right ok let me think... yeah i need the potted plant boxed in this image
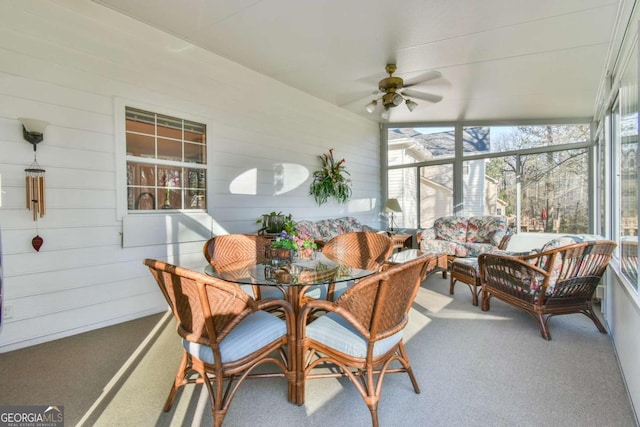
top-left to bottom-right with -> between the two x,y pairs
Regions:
267,231 -> 298,261
257,212 -> 291,234
309,148 -> 352,205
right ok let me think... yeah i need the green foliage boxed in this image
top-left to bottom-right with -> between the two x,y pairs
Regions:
270,231 -> 317,250
257,212 -> 291,233
309,148 -> 352,205
283,217 -> 296,234
270,233 -> 299,250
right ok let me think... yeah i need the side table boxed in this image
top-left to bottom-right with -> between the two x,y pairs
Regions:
449,257 -> 481,306
389,233 -> 412,251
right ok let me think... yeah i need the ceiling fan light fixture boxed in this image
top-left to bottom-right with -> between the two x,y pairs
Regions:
405,98 -> 418,112
381,108 -> 391,120
365,99 -> 377,113
382,92 -> 404,109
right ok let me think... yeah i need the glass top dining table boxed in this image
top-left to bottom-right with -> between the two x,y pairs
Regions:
204,252 -> 374,288
204,252 -> 376,307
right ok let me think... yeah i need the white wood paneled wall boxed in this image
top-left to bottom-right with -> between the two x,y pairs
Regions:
0,0 -> 379,352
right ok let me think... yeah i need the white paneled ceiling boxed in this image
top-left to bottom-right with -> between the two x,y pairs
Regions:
92,0 -> 621,123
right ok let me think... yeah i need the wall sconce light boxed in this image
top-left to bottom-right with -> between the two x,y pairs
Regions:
19,118 -> 49,151
19,118 -> 49,252
383,198 -> 403,233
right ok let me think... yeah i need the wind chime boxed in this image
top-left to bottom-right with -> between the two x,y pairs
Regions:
20,118 -> 49,252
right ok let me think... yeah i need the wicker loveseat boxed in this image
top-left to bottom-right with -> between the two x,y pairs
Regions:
417,216 -> 511,264
294,216 -> 378,247
479,234 -> 616,340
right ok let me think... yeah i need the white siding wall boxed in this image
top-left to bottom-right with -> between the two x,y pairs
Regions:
606,269 -> 640,421
0,0 -> 380,352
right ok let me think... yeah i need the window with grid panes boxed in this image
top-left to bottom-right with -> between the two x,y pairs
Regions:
125,107 -> 207,211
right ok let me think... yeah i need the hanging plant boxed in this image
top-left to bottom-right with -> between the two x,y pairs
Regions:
309,148 -> 352,205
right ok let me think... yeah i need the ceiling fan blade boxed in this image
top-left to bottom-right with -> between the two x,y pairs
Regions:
402,70 -> 442,88
337,90 -> 379,107
401,89 -> 443,103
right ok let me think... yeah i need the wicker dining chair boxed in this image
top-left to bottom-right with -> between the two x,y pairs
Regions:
144,259 -> 295,427
203,234 -> 284,299
296,254 -> 433,427
321,231 -> 394,301
478,238 -> 616,340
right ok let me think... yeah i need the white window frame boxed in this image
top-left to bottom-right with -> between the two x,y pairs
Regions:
114,98 -> 214,247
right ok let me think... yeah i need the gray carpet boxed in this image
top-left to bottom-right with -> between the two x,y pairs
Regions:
0,313 -> 164,425
1,275 -> 637,427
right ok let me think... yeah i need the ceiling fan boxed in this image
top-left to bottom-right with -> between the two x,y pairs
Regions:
365,64 -> 443,119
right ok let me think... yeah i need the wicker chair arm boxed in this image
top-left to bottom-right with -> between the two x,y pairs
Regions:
298,299 -> 372,340
497,229 -> 513,250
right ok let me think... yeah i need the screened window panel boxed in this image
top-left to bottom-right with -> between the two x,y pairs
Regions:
419,164 -> 453,228
388,127 -> 455,166
617,41 -> 639,289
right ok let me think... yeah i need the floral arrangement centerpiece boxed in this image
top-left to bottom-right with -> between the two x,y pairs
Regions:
293,233 -> 318,260
268,231 -> 317,262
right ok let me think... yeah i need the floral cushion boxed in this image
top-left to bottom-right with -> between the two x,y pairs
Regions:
467,216 -> 508,246
434,216 -> 469,243
335,216 -> 363,232
315,218 -> 346,240
294,217 -> 377,242
420,239 -> 466,257
419,215 -> 509,257
295,220 -> 322,240
463,242 -> 505,258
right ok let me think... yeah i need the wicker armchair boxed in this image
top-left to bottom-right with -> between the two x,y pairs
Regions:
478,239 -> 616,340
144,259 -> 294,427
321,231 -> 394,301
203,234 -> 284,299
296,254 -> 433,427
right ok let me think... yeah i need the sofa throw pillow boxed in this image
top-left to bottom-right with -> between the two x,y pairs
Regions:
434,216 -> 468,243
295,220 -> 322,240
466,216 -> 507,245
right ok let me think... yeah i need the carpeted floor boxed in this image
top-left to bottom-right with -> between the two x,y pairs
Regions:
0,274 -> 637,427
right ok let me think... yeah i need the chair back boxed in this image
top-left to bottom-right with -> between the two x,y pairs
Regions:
541,240 -> 616,291
144,259 -> 253,351
203,234 -> 271,274
335,254 -> 432,340
322,231 -> 393,271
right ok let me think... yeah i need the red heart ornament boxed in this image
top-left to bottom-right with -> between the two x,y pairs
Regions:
32,235 -> 44,252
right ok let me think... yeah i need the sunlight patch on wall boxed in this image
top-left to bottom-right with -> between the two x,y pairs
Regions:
347,197 -> 377,213
273,163 -> 308,195
230,168 -> 258,195
229,164 -> 309,196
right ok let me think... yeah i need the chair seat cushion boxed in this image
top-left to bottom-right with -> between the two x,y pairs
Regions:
306,312 -> 403,358
453,257 -> 479,272
183,310 -> 286,364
